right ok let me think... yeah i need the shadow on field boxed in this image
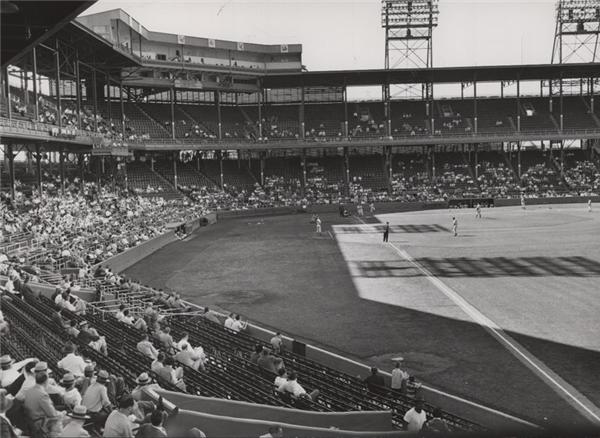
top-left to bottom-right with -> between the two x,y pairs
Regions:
336,224 -> 450,233
351,255 -> 600,278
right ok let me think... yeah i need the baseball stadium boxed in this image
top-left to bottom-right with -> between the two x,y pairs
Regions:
0,0 -> 599,436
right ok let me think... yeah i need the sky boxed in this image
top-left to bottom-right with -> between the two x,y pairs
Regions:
81,0 -> 559,98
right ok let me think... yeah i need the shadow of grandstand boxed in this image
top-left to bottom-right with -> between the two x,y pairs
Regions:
351,256 -> 600,278
336,224 -> 450,234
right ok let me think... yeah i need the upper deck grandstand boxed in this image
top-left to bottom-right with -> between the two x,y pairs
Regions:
1,0 -> 600,437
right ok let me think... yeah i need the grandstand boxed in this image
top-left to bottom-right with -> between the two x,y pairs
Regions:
1,0 -> 600,437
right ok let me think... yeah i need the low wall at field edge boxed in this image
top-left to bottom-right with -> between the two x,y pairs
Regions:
164,409 -> 405,438
151,389 -> 393,431
217,196 -> 600,220
92,213 -> 216,273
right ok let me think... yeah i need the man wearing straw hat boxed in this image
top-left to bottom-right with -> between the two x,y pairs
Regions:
60,374 -> 82,411
81,370 -> 112,430
60,405 -> 90,438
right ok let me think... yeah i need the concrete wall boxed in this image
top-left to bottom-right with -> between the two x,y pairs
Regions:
154,389 -> 392,431
0,276 -> 96,301
216,196 -> 598,220
165,409 -> 406,438
94,215 -> 214,274
495,195 -> 600,207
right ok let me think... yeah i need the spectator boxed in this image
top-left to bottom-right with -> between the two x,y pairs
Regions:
13,360 -> 39,400
151,353 -> 166,374
131,373 -> 162,401
174,343 -> 204,372
249,345 -> 263,365
224,313 -> 235,330
57,344 -> 87,378
364,367 -> 385,394
60,404 -> 90,438
202,307 -> 220,324
60,374 -> 82,410
257,348 -> 281,375
66,320 -> 80,339
273,368 -> 287,391
157,327 -> 175,353
23,372 -> 64,437
157,357 -> 186,391
270,332 -> 283,353
391,360 -> 409,392
81,370 -> 112,430
259,424 -> 284,438
103,394 -> 135,438
278,371 -> 319,402
0,388 -> 22,438
137,334 -> 158,360
422,407 -> 451,434
134,409 -> 167,438
403,396 -> 427,432
230,315 -> 247,333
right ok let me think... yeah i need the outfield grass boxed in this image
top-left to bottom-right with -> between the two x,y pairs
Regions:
124,205 -> 600,429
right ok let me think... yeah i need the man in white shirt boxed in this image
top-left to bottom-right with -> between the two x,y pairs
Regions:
403,398 -> 427,432
137,334 -> 158,360
57,344 -> 87,378
270,333 -> 283,354
230,315 -> 247,333
278,371 -> 319,401
224,313 -> 235,330
60,373 -> 82,409
115,304 -> 125,322
391,360 -> 409,390
273,368 -> 287,391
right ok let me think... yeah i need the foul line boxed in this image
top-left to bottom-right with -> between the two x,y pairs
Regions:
386,240 -> 600,425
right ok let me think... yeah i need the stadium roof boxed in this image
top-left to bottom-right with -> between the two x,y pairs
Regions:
1,0 -> 95,68
261,63 -> 600,88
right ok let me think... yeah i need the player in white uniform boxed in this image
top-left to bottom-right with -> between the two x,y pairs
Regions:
588,199 -> 592,213
357,204 -> 364,217
452,217 -> 458,237
315,216 -> 322,234
475,203 -> 482,219
369,202 -> 375,216
520,194 -> 526,210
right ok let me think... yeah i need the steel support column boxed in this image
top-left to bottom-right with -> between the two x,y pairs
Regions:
32,47 -> 39,121
35,146 -> 42,197
473,81 -> 478,134
216,92 -> 222,140
301,148 -> 307,197
343,147 -> 350,198
75,51 -> 82,129
516,78 -> 521,132
121,82 -> 126,137
300,86 -> 305,139
343,85 -> 349,138
106,72 -> 111,122
3,67 -> 11,120
55,41 -> 62,130
7,144 -> 15,200
173,151 -> 178,189
170,87 -> 176,140
92,69 -> 98,132
218,150 -> 224,189
59,147 -> 65,195
258,90 -> 263,138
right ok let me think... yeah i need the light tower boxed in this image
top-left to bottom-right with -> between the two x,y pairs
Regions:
552,0 -> 600,64
381,0 -> 439,98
